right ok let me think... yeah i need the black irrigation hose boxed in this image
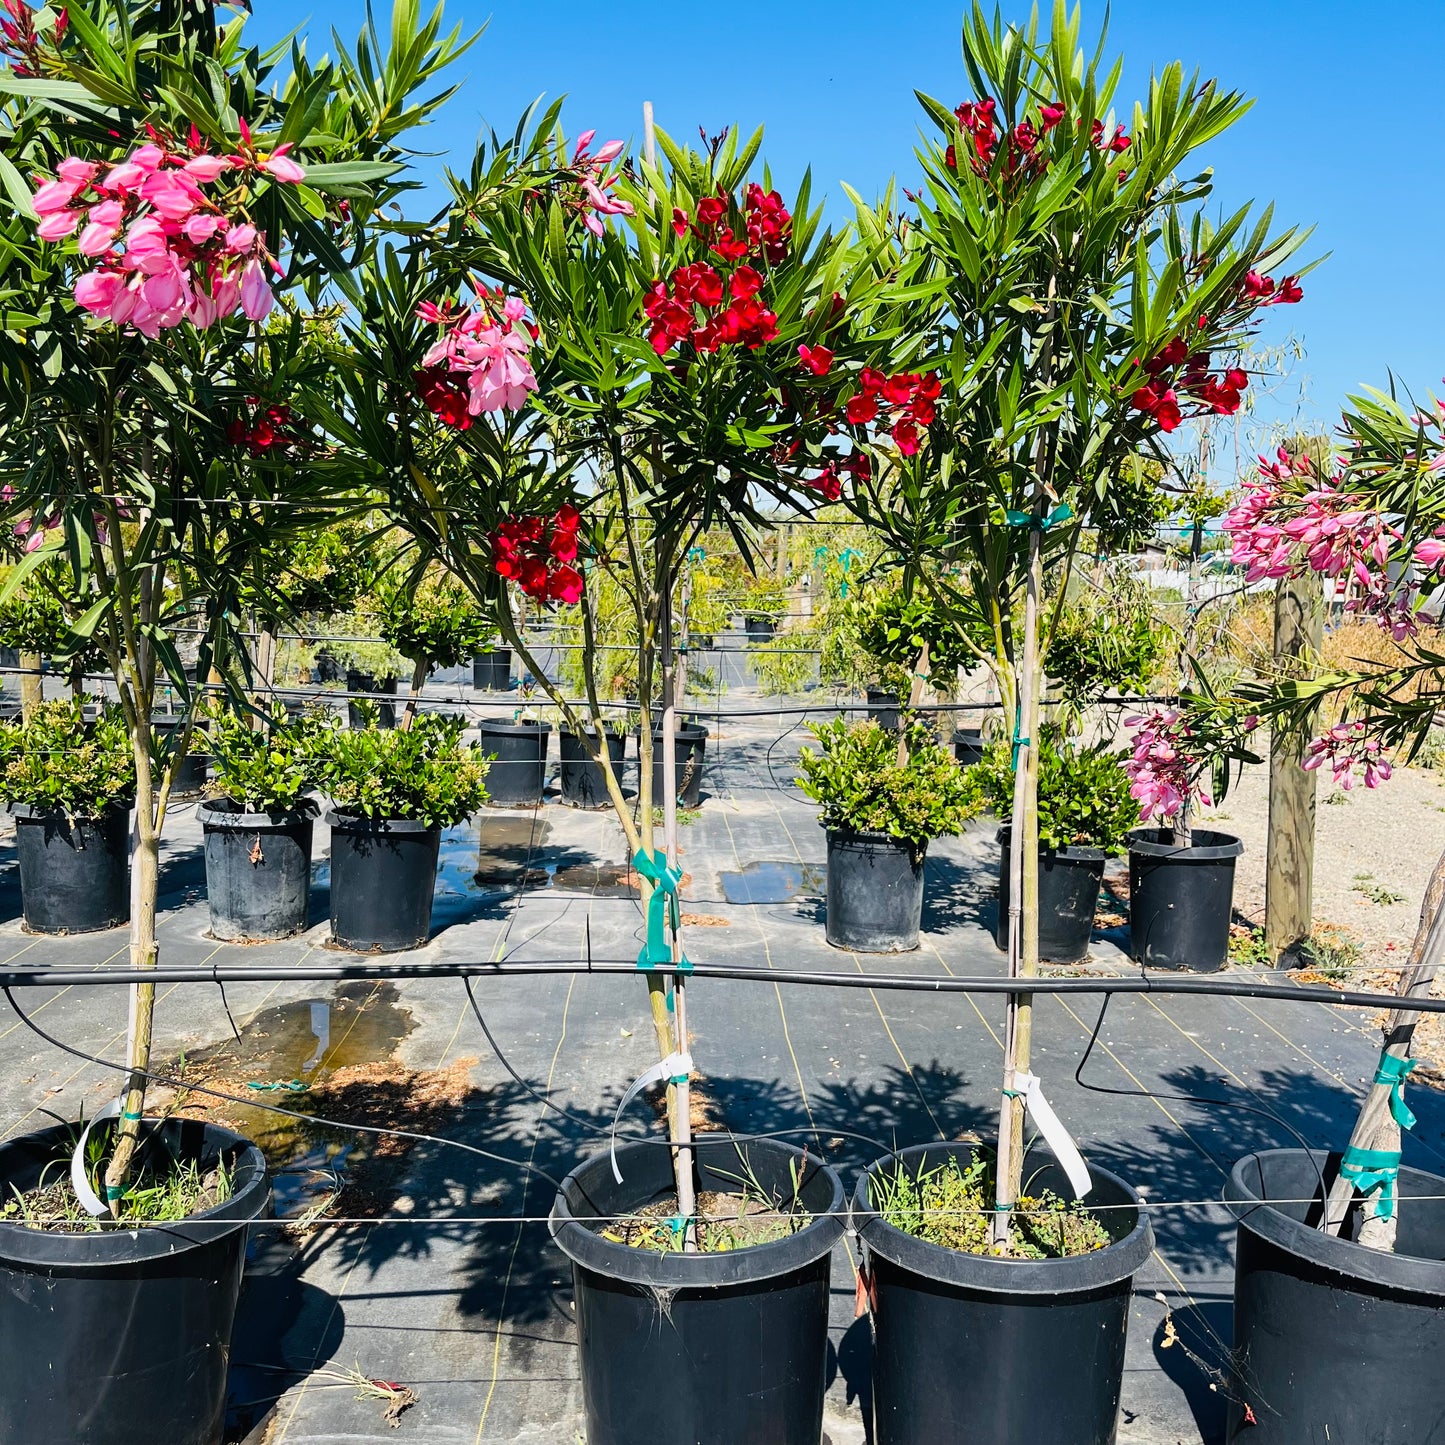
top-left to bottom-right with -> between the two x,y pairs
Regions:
1,957 -> 1438,1018
1074,993 -> 1331,1222
0,984 -> 567,1194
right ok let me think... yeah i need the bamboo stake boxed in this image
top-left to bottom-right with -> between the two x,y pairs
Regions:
644,99 -> 696,1246
992,519 -> 1043,1251
18,650 -> 42,721
1323,852 -> 1445,1244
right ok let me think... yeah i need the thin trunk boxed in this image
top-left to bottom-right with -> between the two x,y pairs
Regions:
1323,852 -> 1445,1244
399,656 -> 428,731
896,643 -> 930,767
253,622 -> 276,727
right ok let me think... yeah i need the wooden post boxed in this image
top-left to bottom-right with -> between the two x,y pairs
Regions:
18,649 -> 42,721
1265,574 -> 1323,965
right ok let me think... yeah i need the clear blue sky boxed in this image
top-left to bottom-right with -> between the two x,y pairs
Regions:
253,1 -> 1442,442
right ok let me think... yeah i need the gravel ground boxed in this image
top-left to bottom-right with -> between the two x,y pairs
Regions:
1199,751 -> 1445,968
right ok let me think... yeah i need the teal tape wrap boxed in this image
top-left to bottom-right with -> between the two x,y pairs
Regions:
1005,502 -> 1074,530
632,848 -> 692,973
1374,1053 -> 1418,1131
1340,1144 -> 1402,1220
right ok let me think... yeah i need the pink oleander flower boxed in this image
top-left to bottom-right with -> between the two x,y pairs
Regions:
1302,720 -> 1392,790
415,293 -> 539,420
1123,708 -> 1210,822
570,131 -> 634,236
30,127 -> 307,334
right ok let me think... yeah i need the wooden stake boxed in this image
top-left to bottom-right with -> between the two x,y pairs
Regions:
18,649 -> 41,721
1265,574 -> 1323,964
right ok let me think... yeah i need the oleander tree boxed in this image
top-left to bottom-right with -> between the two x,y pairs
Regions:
0,0 -> 469,1204
325,115 -> 877,1224
836,3 -> 1310,1242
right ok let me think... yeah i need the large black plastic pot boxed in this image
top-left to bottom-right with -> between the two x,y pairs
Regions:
198,798 -> 315,941
326,811 -> 441,951
952,730 -> 986,767
0,1117 -> 270,1445
346,669 -> 397,728
1128,827 -> 1243,971
472,647 -> 512,692
1225,1149 -> 1445,1444
10,801 -> 130,934
649,723 -> 707,808
995,825 -> 1106,964
854,1142 -> 1154,1445
550,1136 -> 845,1445
151,714 -> 209,797
478,718 -> 552,806
559,729 -> 625,809
743,615 -> 775,643
825,828 -> 925,952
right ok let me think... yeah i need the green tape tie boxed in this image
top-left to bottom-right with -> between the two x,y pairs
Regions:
1339,1145 -> 1402,1220
632,848 -> 692,973
104,1184 -> 123,1202
1005,502 -> 1074,530
1001,1087 -> 1022,1099
120,1109 -> 143,1122
1374,1053 -> 1418,1131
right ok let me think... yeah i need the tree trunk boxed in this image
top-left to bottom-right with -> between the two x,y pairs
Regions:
102,717 -> 160,1210
399,656 -> 428,731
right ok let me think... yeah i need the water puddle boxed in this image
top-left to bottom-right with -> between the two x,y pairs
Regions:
177,981 -> 414,1216
718,860 -> 826,905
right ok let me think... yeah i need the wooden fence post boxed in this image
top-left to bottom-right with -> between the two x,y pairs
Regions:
1265,574 -> 1324,965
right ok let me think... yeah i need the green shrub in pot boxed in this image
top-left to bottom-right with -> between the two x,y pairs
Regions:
307,711 -> 490,826
204,706 -> 319,813
0,700 -> 134,816
796,717 -> 974,851
964,735 -> 1139,854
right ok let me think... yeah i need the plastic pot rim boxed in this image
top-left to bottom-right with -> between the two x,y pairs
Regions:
477,718 -> 552,736
851,1141 -> 1154,1295
996,823 -> 1109,863
1226,1148 -> 1445,1296
7,799 -> 132,824
825,825 -> 930,855
198,796 -> 318,830
549,1137 -> 845,1289
0,1118 -> 269,1270
323,810 -> 443,836
1128,827 -> 1244,862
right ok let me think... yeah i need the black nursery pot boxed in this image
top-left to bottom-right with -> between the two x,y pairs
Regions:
550,1136 -> 845,1445
471,647 -> 512,692
649,723 -> 707,809
0,1117 -> 270,1445
198,798 -> 315,941
825,828 -> 925,953
952,729 -> 986,767
995,824 -> 1106,964
346,669 -> 397,729
150,714 -> 210,797
744,615 -> 775,643
326,811 -> 441,951
866,687 -> 901,732
1226,1149 -> 1445,1444
11,800 -> 130,934
854,1142 -> 1154,1445
478,718 -> 552,806
559,729 -> 625,809
1128,827 -> 1243,971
